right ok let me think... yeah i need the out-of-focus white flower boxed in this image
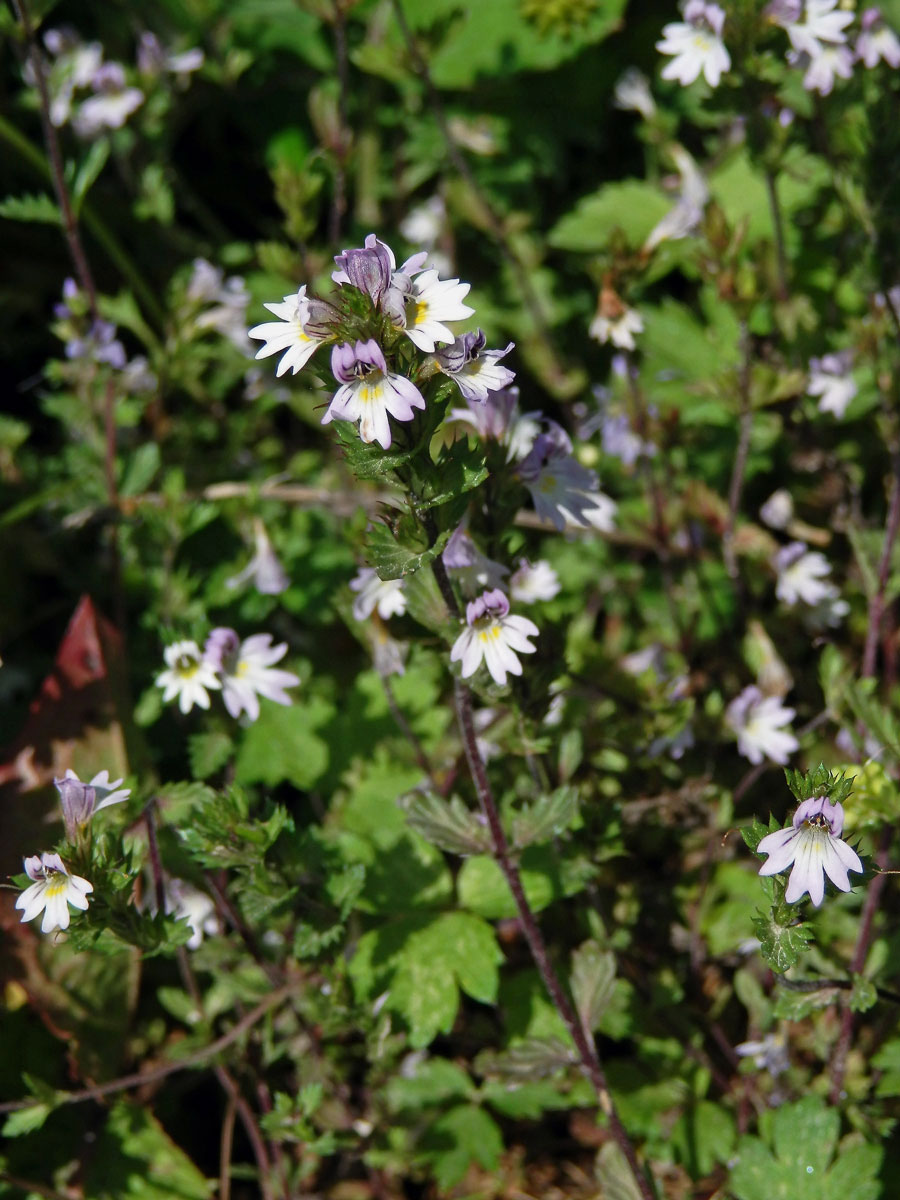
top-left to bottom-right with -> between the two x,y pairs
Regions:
808,351 -> 857,417
399,196 -> 453,277
55,768 -> 131,841
204,628 -> 299,722
644,145 -> 709,252
757,795 -> 863,906
446,388 -> 541,463
614,68 -> 656,118
774,541 -> 836,606
794,42 -> 854,94
450,589 -> 539,686
226,519 -> 289,595
656,1 -> 731,88
760,488 -> 794,530
621,644 -> 666,678
726,685 -> 799,765
156,640 -> 222,714
137,32 -> 205,81
166,879 -> 219,949
509,559 -> 561,604
857,7 -> 900,66
601,413 -> 655,467
190,259 -> 253,353
773,0 -> 854,55
589,304 -> 644,351
735,1032 -> 790,1077
26,30 -> 103,127
517,422 -> 617,532
73,62 -> 143,137
16,852 -> 93,934
443,526 -> 509,596
350,568 -> 407,621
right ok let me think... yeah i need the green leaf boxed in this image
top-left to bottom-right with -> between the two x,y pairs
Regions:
187,730 -> 234,781
83,1101 -> 213,1198
72,138 -> 110,214
549,180 -> 671,251
476,1036 -> 575,1080
510,786 -> 579,848
730,1095 -> 880,1200
401,789 -> 493,856
1,1103 -> 53,1138
348,911 -> 502,1047
365,521 -> 452,581
386,1057 -> 475,1111
670,1101 -> 736,1179
0,192 -> 61,224
595,1141 -> 646,1200
849,974 -> 878,1013
420,1104 -> 503,1189
457,845 -> 593,918
234,696 -> 332,789
120,442 -> 161,497
570,941 -> 616,1033
751,907 -> 813,974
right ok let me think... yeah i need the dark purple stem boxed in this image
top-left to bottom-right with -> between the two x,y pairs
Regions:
451,672 -> 654,1200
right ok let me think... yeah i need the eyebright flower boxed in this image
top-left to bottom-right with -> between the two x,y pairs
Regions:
55,768 -> 131,841
398,269 -> 474,353
156,639 -> 222,714
350,567 -> 407,621
443,526 -> 509,596
613,68 -> 657,119
589,287 -> 644,351
73,62 -> 144,138
725,685 -> 798,765
517,422 -> 617,532
446,388 -> 541,461
204,628 -> 299,722
643,145 -> 709,251
166,879 -> 219,950
248,285 -> 333,377
774,541 -> 842,609
323,339 -> 426,449
757,795 -> 864,907
808,351 -> 857,417
857,8 -> 900,67
450,589 -> 539,686
509,559 -> 561,604
794,42 -> 854,94
656,1 -> 731,88
759,488 -> 794,530
226,519 -> 289,595
600,413 -> 655,467
332,233 -> 396,305
773,0 -> 854,56
15,852 -> 93,933
137,32 -> 205,80
433,331 -> 516,402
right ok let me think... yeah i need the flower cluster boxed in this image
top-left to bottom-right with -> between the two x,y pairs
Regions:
655,1 -> 900,97
156,630 -> 299,720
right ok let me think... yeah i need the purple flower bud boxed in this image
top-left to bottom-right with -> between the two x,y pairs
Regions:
204,627 -> 240,673
56,775 -> 97,841
333,234 -> 394,306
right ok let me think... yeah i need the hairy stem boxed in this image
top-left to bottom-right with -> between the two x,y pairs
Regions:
451,678 -> 654,1200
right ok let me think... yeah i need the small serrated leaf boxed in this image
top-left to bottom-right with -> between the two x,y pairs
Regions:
1,1103 -> 53,1138
0,193 -> 61,224
571,941 -> 616,1033
510,786 -> 579,849
401,789 -> 493,856
366,521 -> 452,580
752,907 -> 813,973
849,974 -> 878,1013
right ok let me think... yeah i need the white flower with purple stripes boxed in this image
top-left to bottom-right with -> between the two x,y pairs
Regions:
451,589 -> 538,686
757,795 -> 863,907
323,339 -> 425,449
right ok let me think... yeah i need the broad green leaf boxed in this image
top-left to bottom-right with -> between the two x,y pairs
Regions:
234,696 -> 332,789
420,1104 -> 503,1189
386,1057 -> 474,1111
670,1101 -> 736,1179
187,730 -> 234,781
595,1141 -> 646,1200
83,1102 -> 213,1198
510,786 -> 579,848
366,521 -> 452,580
1,1103 -> 53,1138
348,911 -> 502,1047
457,845 -> 592,918
549,180 -> 671,252
752,906 -> 813,974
